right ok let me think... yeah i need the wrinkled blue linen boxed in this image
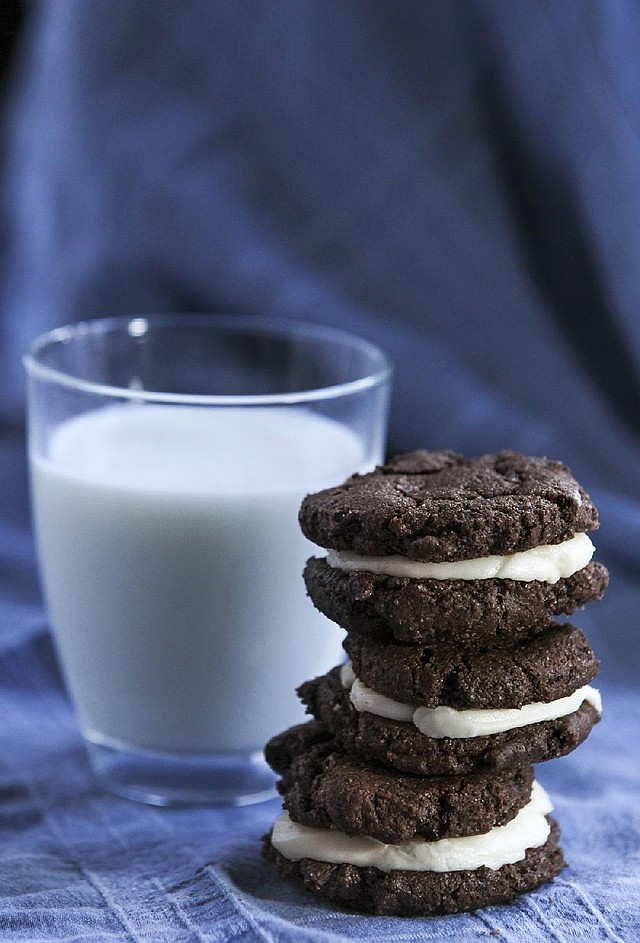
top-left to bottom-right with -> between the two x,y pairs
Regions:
1,0 -> 640,939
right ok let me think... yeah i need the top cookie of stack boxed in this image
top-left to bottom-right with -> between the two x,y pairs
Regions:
300,449 -> 608,649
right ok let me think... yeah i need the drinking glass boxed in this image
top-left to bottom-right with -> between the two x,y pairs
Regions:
24,315 -> 391,805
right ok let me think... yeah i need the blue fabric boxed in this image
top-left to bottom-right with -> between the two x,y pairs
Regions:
0,525 -> 638,942
1,1 -> 640,939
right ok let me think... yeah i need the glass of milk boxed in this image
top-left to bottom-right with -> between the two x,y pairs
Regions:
23,315 -> 391,806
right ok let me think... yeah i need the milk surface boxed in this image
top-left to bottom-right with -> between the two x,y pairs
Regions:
31,404 -> 367,754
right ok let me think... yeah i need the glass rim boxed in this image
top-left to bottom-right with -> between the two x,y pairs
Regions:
23,314 -> 393,406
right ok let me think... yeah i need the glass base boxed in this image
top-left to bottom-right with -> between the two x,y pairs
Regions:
85,736 -> 277,807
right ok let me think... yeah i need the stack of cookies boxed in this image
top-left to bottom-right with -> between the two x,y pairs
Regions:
264,451 -> 607,916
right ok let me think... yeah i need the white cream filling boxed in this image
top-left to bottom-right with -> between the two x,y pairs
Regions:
340,663 -> 602,738
272,781 -> 552,873
326,532 -> 594,584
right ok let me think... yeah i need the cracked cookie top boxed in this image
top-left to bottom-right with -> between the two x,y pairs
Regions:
299,450 -> 598,561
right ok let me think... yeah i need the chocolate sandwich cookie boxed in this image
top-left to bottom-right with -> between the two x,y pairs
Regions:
299,450 -> 598,561
263,447 -> 606,913
264,791 -> 564,916
344,623 -> 599,709
264,822 -> 563,916
266,721 -> 535,844
300,450 -> 606,650
299,666 -> 601,776
263,821 -> 563,916
303,556 -> 608,647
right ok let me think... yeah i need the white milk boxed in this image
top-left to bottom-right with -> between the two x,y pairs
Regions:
31,404 -> 368,755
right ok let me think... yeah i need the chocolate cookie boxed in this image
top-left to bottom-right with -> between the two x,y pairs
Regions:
299,450 -> 598,561
344,623 -> 599,709
299,667 -> 601,776
303,556 -> 608,646
266,721 -> 535,843
263,819 -> 564,916
265,720 -> 335,775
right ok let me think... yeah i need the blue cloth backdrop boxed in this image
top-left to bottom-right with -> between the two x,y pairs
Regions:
0,1 -> 639,940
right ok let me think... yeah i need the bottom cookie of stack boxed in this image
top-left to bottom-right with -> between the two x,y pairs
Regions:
263,725 -> 564,916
